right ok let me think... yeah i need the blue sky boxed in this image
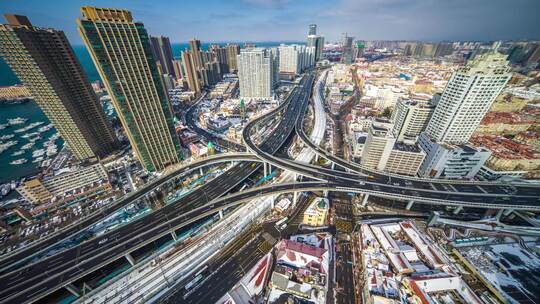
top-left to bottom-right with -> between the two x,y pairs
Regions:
1,0 -> 539,44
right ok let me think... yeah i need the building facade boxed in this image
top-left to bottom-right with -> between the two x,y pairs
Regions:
418,134 -> 491,179
78,7 -> 182,172
150,35 -> 175,78
0,14 -> 117,161
237,48 -> 272,100
424,51 -> 511,145
392,97 -> 435,142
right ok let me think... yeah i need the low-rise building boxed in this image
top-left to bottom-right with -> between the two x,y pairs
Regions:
474,112 -> 533,136
302,197 -> 329,227
268,235 -> 330,304
471,135 -> 540,180
418,134 -> 491,179
17,163 -> 112,214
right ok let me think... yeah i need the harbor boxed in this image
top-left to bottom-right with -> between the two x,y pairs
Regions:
0,101 -> 64,191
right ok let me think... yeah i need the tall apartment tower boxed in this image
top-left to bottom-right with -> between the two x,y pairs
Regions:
181,50 -> 201,93
341,33 -> 354,64
307,24 -> 324,62
78,7 -> 182,172
0,14 -> 117,161
237,48 -> 272,100
308,24 -> 317,36
392,95 -> 435,142
226,44 -> 241,72
424,51 -> 511,144
150,35 -> 176,78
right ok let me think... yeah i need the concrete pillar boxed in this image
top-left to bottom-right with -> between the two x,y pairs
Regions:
453,206 -> 463,215
125,253 -> 136,266
271,195 -> 275,208
361,194 -> 369,207
503,208 -> 514,217
406,200 -> 414,210
293,173 -> 297,181
323,190 -> 329,197
495,209 -> 504,221
331,162 -> 335,170
65,284 -> 81,297
199,168 -> 203,176
427,211 -> 440,227
293,192 -> 298,205
171,231 -> 177,241
219,210 -> 224,219
264,162 -> 268,177
315,154 -> 319,162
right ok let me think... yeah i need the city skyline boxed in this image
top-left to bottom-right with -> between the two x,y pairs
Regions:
0,0 -> 538,46
0,2 -> 539,304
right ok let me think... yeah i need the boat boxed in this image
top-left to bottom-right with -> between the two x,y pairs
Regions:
10,159 -> 28,165
32,156 -> 44,163
0,140 -> 18,154
46,145 -> 58,157
28,136 -> 41,142
7,117 -> 27,125
14,121 -> 44,133
0,134 -> 14,140
21,142 -> 34,150
41,159 -> 51,168
11,150 -> 25,157
32,149 -> 46,158
37,124 -> 53,133
21,132 -> 40,139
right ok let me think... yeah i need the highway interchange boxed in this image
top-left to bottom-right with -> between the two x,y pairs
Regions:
0,70 -> 538,303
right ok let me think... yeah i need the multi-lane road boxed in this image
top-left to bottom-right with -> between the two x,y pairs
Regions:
0,73 -> 314,304
1,70 -> 539,303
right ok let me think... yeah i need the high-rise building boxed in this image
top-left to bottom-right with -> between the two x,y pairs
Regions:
341,33 -> 354,64
269,47 -> 280,87
360,118 -> 425,176
392,96 -> 435,142
279,44 -> 315,76
210,44 -> 229,74
181,50 -> 201,93
78,7 -> 182,172
279,44 -> 302,75
308,24 -> 317,36
423,51 -> 511,145
237,48 -> 272,100
307,24 -> 324,62
150,35 -> 176,78
0,14 -> 117,161
226,44 -> 240,72
360,119 -> 396,171
189,38 -> 204,70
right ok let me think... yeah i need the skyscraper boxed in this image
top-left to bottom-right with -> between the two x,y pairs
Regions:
78,7 -> 182,172
237,48 -> 272,100
307,24 -> 324,62
309,24 -> 317,36
341,33 -> 354,64
423,51 -> 511,144
392,96 -> 435,142
226,44 -> 240,72
181,50 -> 201,93
0,14 -> 117,161
150,35 -> 176,78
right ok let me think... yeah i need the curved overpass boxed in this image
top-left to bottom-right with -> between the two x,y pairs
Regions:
0,74 -> 312,304
0,152 -> 260,274
242,74 -> 540,209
